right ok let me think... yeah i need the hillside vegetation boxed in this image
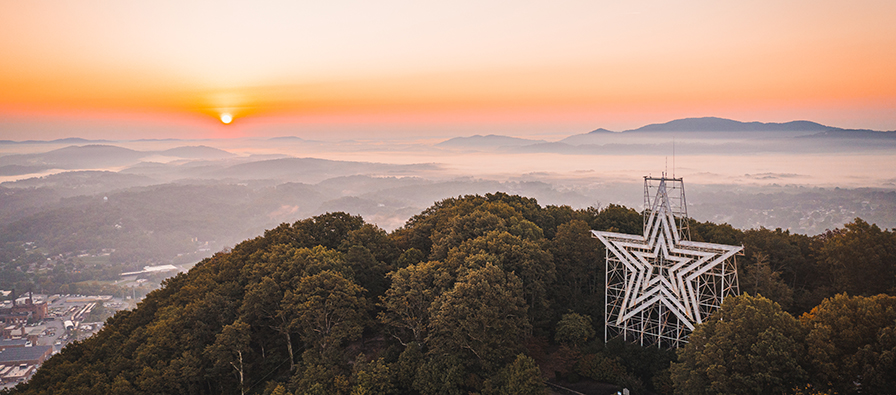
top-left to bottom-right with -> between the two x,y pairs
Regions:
7,193 -> 896,395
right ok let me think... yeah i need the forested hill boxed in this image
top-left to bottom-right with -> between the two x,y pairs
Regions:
7,193 -> 896,395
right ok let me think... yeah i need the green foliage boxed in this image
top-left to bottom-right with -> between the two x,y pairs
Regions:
689,220 -> 742,245
379,261 -> 452,344
395,248 -> 425,268
816,218 -> 896,297
742,227 -> 813,288
670,294 -> 807,395
291,349 -> 352,395
740,252 -> 794,310
350,355 -> 395,395
483,354 -> 546,395
291,212 -> 366,250
395,192 -> 555,257
575,353 -> 629,384
206,320 -> 252,393
427,263 -> 531,372
584,204 -> 642,235
445,230 -> 555,326
412,354 -> 468,395
393,342 -> 424,393
555,313 -> 595,348
549,220 -> 603,319
572,337 -> 676,394
800,293 -> 896,394
283,270 -> 368,356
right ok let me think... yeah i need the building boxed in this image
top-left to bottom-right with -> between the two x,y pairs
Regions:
0,345 -> 52,366
120,264 -> 179,277
1,364 -> 35,384
0,339 -> 29,351
0,292 -> 48,325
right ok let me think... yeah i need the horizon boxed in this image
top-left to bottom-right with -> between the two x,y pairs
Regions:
2,115 -> 894,144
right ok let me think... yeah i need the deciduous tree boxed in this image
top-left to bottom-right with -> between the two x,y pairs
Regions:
427,263 -> 530,372
670,294 -> 807,395
800,293 -> 896,394
283,271 -> 368,357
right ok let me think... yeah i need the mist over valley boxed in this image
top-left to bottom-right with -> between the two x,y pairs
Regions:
2,117 -> 894,282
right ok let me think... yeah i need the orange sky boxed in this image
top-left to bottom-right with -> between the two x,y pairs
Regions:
2,1 -> 895,140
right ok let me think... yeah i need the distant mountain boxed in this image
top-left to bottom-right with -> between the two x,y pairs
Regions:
587,128 -> 616,134
158,145 -> 236,159
52,137 -> 111,144
559,117 -> 895,147
0,137 -> 111,144
560,129 -> 618,145
436,134 -> 546,148
132,138 -> 188,142
626,117 -> 833,133
0,170 -> 156,193
0,145 -> 148,169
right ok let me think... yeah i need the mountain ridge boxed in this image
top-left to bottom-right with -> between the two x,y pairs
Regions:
436,134 -> 547,148
625,117 -> 836,133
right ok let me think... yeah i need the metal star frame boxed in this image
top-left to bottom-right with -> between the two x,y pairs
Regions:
593,176 -> 741,348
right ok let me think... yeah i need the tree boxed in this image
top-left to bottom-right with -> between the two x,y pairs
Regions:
550,220 -> 603,315
689,220 -> 742,245
379,260 -> 453,344
430,209 -> 507,260
742,227 -> 813,288
555,313 -> 595,348
670,294 -> 807,395
240,276 -> 296,370
483,354 -> 546,395
742,227 -> 819,313
340,223 -> 400,264
350,355 -> 395,395
292,245 -> 353,281
427,263 -> 531,372
300,212 -> 366,249
342,244 -> 390,298
393,193 -> 551,258
291,349 -> 352,395
413,354 -> 468,395
800,293 -> 896,394
393,342 -> 425,393
206,320 -> 252,395
445,230 -> 555,326
815,218 -> 896,296
283,271 -> 368,357
740,252 -> 794,310
585,204 -> 642,235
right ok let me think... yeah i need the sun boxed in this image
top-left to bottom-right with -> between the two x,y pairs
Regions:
220,113 -> 233,124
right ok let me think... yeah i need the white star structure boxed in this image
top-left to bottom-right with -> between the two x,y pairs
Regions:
593,185 -> 742,330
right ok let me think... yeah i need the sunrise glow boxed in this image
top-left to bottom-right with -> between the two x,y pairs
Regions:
1,1 -> 895,140
220,113 -> 232,124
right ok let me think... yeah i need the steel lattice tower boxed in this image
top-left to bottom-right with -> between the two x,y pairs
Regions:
593,176 -> 741,348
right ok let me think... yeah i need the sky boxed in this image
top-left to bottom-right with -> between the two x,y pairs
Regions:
2,0 -> 896,140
